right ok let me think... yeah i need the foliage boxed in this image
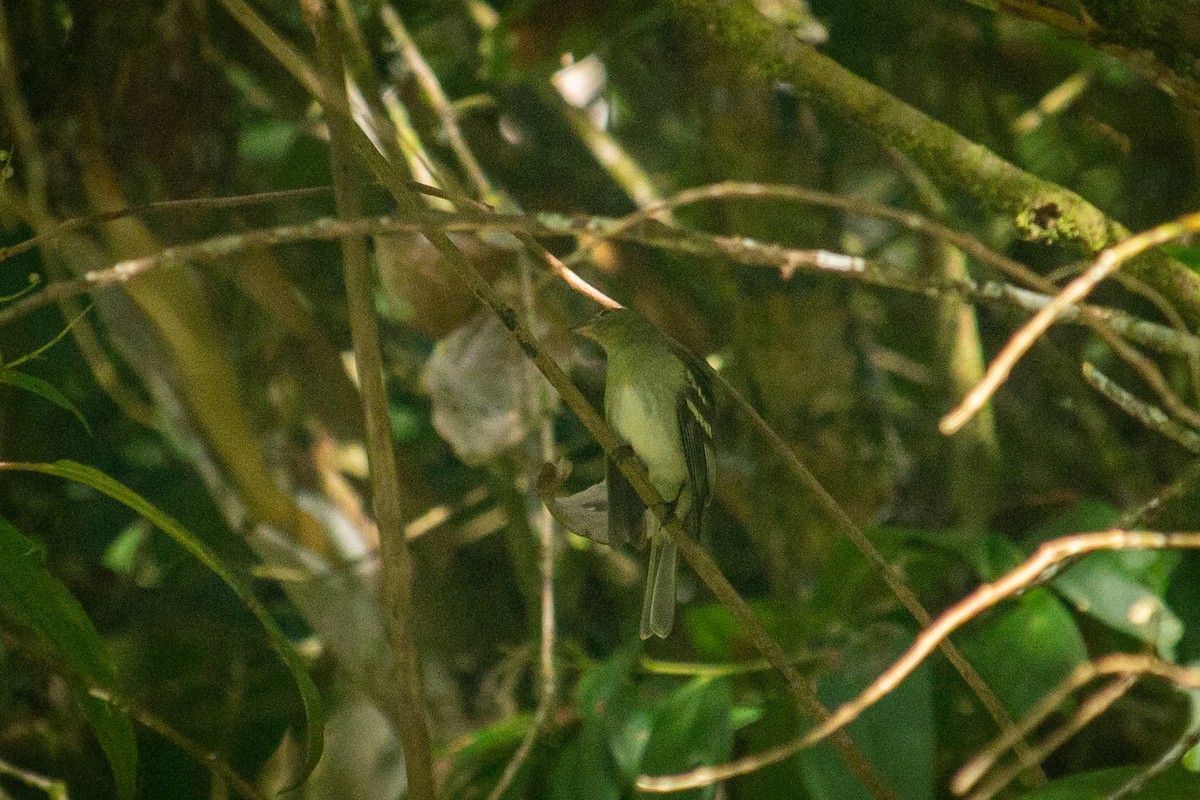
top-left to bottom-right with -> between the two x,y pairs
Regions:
3,0 -> 1200,799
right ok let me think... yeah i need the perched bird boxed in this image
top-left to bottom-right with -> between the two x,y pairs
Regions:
578,308 -> 715,638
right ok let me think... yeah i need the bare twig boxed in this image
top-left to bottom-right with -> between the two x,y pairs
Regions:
942,210 -> 1200,434
0,0 -> 48,217
963,675 -> 1137,800
0,757 -> 68,800
1012,69 -> 1092,135
1117,459 -> 1200,528
1082,363 -> 1200,453
303,2 -> 436,798
637,530 -> 1200,792
1103,725 -> 1200,800
381,20 -> 565,798
382,6 -> 492,198
0,185 -> 346,264
1109,271 -> 1200,405
950,653 -> 1200,797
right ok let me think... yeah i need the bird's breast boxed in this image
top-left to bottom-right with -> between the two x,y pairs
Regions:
607,382 -> 688,496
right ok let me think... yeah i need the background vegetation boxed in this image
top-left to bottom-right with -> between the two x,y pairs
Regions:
4,0 -> 1200,798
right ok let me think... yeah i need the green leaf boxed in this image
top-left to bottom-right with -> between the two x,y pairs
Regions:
1032,500 -> 1182,656
640,677 -> 735,800
1053,552 -> 1183,658
445,712 -> 534,798
0,366 -> 90,433
0,513 -> 137,799
548,720 -> 621,800
800,627 -> 933,800
575,646 -> 651,781
1022,765 -> 1200,799
960,588 -> 1088,718
0,461 -> 325,780
1163,243 -> 1200,272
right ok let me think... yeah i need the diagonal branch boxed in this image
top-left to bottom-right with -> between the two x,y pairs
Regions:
669,0 -> 1200,322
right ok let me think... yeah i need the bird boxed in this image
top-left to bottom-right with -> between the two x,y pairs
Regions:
577,307 -> 715,638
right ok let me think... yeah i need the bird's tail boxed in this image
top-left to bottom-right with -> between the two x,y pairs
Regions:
640,533 -> 677,639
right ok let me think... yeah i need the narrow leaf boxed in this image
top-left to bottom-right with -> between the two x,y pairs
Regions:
0,513 -> 137,799
0,367 -> 90,433
0,460 -> 325,779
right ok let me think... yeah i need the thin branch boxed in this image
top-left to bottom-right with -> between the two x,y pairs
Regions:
950,653 -> 1200,797
1109,271 -> 1200,404
1012,69 -> 1092,135
382,20 -> 566,798
942,210 -> 1200,434
963,675 -> 1137,800
540,82 -> 674,218
0,185 -> 344,264
0,758 -> 68,800
637,530 -> 1200,793
1082,363 -> 1200,454
1117,458 -> 1200,528
11,196 -> 1199,363
1103,725 -> 1200,800
302,2 -> 436,799
382,6 -> 492,199
0,0 -> 48,217
215,0 -> 320,96
668,0 -> 1200,323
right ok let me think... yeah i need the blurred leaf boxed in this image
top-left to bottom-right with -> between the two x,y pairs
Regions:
445,712 -> 534,798
1032,501 -> 1182,656
800,627 -> 933,800
1164,243 -> 1200,272
549,719 -> 621,800
0,513 -> 137,799
1030,499 -> 1120,540
1053,552 -> 1183,657
576,646 -> 651,780
0,461 -> 325,780
1022,765 -> 1200,799
731,704 -> 764,729
0,366 -> 90,433
872,525 -> 1024,581
102,522 -> 146,576
422,313 -> 555,466
640,677 -> 735,800
960,588 -> 1087,718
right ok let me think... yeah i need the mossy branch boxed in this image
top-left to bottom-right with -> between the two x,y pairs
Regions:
670,0 -> 1200,321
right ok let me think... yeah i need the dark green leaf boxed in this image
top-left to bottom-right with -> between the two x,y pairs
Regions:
0,513 -> 137,799
960,588 -> 1087,718
800,627 -> 933,800
1022,765 -> 1200,799
575,646 -> 651,780
549,720 -> 620,800
0,461 -> 325,780
1053,552 -> 1182,657
640,677 -> 735,800
0,366 -> 90,433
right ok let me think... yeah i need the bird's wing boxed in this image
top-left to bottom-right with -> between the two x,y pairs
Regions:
607,456 -> 647,548
678,357 -> 715,536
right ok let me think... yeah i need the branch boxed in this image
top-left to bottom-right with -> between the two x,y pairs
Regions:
942,210 -> 1200,434
302,2 -> 436,798
637,529 -> 1200,792
668,0 -> 1200,322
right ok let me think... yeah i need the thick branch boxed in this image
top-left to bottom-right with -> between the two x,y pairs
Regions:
669,0 -> 1200,321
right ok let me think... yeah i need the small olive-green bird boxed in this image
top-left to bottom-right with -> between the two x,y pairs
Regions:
579,308 -> 715,639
